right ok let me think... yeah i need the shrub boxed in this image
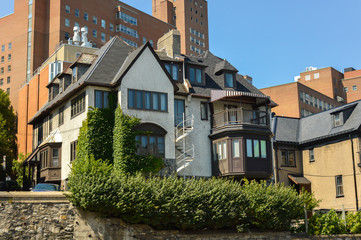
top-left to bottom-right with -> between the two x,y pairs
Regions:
346,211 -> 361,234
309,209 -> 347,235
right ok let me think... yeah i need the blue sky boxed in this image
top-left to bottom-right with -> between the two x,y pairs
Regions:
1,0 -> 361,89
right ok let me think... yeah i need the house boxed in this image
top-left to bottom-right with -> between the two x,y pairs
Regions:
273,100 -> 361,211
24,33 -> 274,189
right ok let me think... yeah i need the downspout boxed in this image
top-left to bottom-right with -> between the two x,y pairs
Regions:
350,134 -> 359,211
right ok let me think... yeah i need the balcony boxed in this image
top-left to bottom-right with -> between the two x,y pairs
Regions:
212,108 -> 269,130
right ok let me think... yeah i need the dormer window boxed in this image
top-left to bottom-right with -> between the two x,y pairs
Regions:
333,112 -> 343,127
164,63 -> 180,81
189,66 -> 203,84
49,61 -> 63,82
225,72 -> 235,88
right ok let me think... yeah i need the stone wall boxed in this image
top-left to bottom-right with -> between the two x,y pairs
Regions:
1,192 -> 361,240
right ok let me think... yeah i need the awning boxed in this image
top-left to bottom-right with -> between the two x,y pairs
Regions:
288,175 -> 311,185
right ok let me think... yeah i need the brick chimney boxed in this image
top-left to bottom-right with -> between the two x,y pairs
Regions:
157,29 -> 181,58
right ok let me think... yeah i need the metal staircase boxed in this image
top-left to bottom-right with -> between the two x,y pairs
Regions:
175,113 -> 194,177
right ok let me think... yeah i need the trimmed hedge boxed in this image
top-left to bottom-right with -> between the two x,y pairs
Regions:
69,156 -> 317,232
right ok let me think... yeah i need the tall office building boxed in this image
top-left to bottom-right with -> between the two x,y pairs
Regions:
152,0 -> 209,55
0,0 -> 176,112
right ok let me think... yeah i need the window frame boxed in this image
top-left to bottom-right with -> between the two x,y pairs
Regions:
135,134 -> 165,158
200,102 -> 208,120
70,140 -> 78,162
335,175 -> 344,198
246,139 -> 267,159
164,62 -> 181,82
128,89 -> 168,113
58,106 -> 64,126
224,72 -> 235,89
280,150 -> 296,167
309,148 -> 315,162
188,65 -> 204,85
94,90 -> 110,109
71,92 -> 86,118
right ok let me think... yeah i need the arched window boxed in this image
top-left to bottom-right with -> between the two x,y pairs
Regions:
135,123 -> 167,158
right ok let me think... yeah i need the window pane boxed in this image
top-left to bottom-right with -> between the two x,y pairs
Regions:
200,102 -> 207,119
160,93 -> 167,111
260,140 -> 267,158
152,93 -> 159,110
157,137 -> 165,156
165,64 -> 171,74
232,140 -> 240,158
145,92 -> 151,110
95,91 -> 102,108
225,73 -> 234,88
246,139 -> 253,157
136,91 -> 143,109
217,142 -> 222,160
288,151 -> 295,166
189,68 -> 195,82
141,136 -> 148,148
281,151 -> 287,165
253,140 -> 260,158
222,141 -> 227,159
128,90 -> 135,108
196,69 -> 202,83
103,92 -> 109,108
172,65 -> 178,80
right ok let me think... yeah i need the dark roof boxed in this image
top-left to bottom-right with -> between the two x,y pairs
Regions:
273,100 -> 361,145
214,59 -> 238,75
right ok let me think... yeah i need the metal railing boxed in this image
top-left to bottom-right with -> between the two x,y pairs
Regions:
212,108 -> 269,128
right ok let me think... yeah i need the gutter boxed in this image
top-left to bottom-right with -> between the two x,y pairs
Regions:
349,134 -> 359,211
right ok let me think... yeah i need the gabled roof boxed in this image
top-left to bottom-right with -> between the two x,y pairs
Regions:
214,59 -> 238,75
273,100 -> 361,145
30,37 -> 178,124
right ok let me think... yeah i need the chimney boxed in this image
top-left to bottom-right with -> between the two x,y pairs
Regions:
157,29 -> 181,58
243,75 -> 253,84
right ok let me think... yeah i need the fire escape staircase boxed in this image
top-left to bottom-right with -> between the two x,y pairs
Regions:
175,114 -> 195,175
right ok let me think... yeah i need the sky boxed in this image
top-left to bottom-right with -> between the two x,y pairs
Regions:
1,0 -> 361,89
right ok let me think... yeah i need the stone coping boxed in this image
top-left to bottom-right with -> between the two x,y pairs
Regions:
0,191 -> 70,203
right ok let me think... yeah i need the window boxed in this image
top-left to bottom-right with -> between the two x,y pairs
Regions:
353,85 -> 357,91
101,33 -> 106,42
1,45 -> 4,52
333,112 -> 343,127
8,43 -> 11,50
49,61 -> 63,82
65,32 -> 70,40
71,92 -> 86,118
109,23 -> 114,32
246,139 -> 267,158
281,150 -> 296,167
128,89 -> 167,112
225,73 -> 234,88
0,56 -> 3,63
314,73 -> 319,79
92,29 -> 97,37
232,139 -> 240,158
215,140 -> 227,160
65,18 -> 70,27
70,140 -> 78,162
58,106 -> 64,126
101,19 -> 106,29
143,37 -> 147,44
0,78 -> 3,85
75,9 -> 79,17
40,149 -> 48,168
0,67 -> 3,74
309,148 -> 315,162
72,66 -> 77,82
49,114 -> 53,132
7,65 -> 11,72
200,102 -> 208,120
94,90 -> 109,108
344,87 -> 348,92
52,148 -> 59,167
84,12 -> 88,21
65,5 -> 70,13
93,16 -> 97,24
119,36 -> 138,47
116,11 -> 137,25
117,24 -> 138,38
305,74 -> 311,81
8,54 -> 11,61
335,175 -> 344,197
135,135 -> 165,158
189,67 -> 202,84
164,63 -> 179,81
149,40 -> 153,47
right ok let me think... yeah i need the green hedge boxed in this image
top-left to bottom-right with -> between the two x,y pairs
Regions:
69,156 -> 317,232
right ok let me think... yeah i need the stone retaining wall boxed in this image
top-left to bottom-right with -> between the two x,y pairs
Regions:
1,192 -> 361,240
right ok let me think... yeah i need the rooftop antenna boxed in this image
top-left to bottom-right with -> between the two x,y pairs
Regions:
81,27 -> 92,47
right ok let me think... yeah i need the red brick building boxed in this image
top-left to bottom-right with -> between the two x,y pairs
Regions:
343,68 -> 361,103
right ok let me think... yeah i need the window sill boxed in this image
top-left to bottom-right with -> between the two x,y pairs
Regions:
70,109 -> 85,119
281,165 -> 297,168
309,160 -> 315,163
336,195 -> 344,198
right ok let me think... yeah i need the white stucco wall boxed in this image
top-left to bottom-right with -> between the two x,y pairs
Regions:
182,96 -> 212,177
119,47 -> 175,159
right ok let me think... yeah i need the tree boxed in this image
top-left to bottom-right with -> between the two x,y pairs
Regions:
0,89 -> 17,180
